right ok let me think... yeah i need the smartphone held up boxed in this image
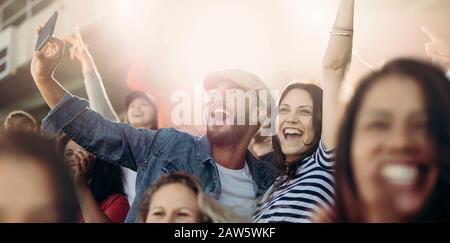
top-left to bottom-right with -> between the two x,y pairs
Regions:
35,11 -> 58,51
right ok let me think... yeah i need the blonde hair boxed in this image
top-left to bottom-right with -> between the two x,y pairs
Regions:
198,194 -> 250,223
3,110 -> 38,132
137,172 -> 249,223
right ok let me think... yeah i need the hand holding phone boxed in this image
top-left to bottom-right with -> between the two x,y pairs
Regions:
31,11 -> 65,84
35,11 -> 58,51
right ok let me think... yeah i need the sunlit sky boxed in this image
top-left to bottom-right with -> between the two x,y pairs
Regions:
1,0 -> 448,120
89,0 -> 449,102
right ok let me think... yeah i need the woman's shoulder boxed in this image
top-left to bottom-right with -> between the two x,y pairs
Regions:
100,193 -> 130,223
100,193 -> 130,208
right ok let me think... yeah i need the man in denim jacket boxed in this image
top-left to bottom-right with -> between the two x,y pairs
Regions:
30,29 -> 276,222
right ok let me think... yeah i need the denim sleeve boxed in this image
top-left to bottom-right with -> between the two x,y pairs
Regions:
42,91 -> 156,171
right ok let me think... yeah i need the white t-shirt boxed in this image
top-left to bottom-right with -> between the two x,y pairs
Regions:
216,162 -> 257,218
122,167 -> 136,205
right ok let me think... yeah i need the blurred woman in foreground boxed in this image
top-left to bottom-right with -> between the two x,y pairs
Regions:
0,131 -> 77,223
332,59 -> 450,223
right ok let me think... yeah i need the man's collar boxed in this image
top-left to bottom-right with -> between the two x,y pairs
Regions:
196,135 -> 212,163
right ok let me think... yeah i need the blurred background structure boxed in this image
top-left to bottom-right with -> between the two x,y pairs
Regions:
0,0 -> 449,126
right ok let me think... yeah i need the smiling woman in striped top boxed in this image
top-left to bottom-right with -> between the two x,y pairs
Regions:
253,0 -> 354,223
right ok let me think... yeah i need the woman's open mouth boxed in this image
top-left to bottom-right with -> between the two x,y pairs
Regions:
380,162 -> 432,188
282,127 -> 304,142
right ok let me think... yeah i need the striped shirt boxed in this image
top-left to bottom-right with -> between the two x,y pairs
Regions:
253,141 -> 334,223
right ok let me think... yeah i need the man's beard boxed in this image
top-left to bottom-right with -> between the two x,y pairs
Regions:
207,125 -> 248,146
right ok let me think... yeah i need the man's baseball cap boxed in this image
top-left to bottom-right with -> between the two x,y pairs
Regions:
203,69 -> 273,122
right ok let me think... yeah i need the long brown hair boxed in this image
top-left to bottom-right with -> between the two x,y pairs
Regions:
58,134 -> 125,204
334,58 -> 450,222
263,82 -> 323,202
272,82 -> 323,176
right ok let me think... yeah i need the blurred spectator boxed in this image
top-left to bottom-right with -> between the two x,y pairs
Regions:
120,92 -> 159,206
65,30 -> 160,206
64,29 -> 118,121
125,91 -> 159,130
3,110 -> 39,133
59,135 -> 130,223
334,58 -> 450,222
0,131 -> 77,223
138,172 -> 246,223
122,91 -> 159,207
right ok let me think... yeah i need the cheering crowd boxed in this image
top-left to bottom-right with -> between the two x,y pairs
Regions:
1,0 -> 449,223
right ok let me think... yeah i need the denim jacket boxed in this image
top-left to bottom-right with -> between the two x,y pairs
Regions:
42,92 -> 276,223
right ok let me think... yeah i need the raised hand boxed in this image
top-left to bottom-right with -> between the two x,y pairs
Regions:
422,26 -> 450,70
64,28 -> 92,63
321,0 -> 354,150
30,25 -> 65,82
310,207 -> 336,223
71,149 -> 94,186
